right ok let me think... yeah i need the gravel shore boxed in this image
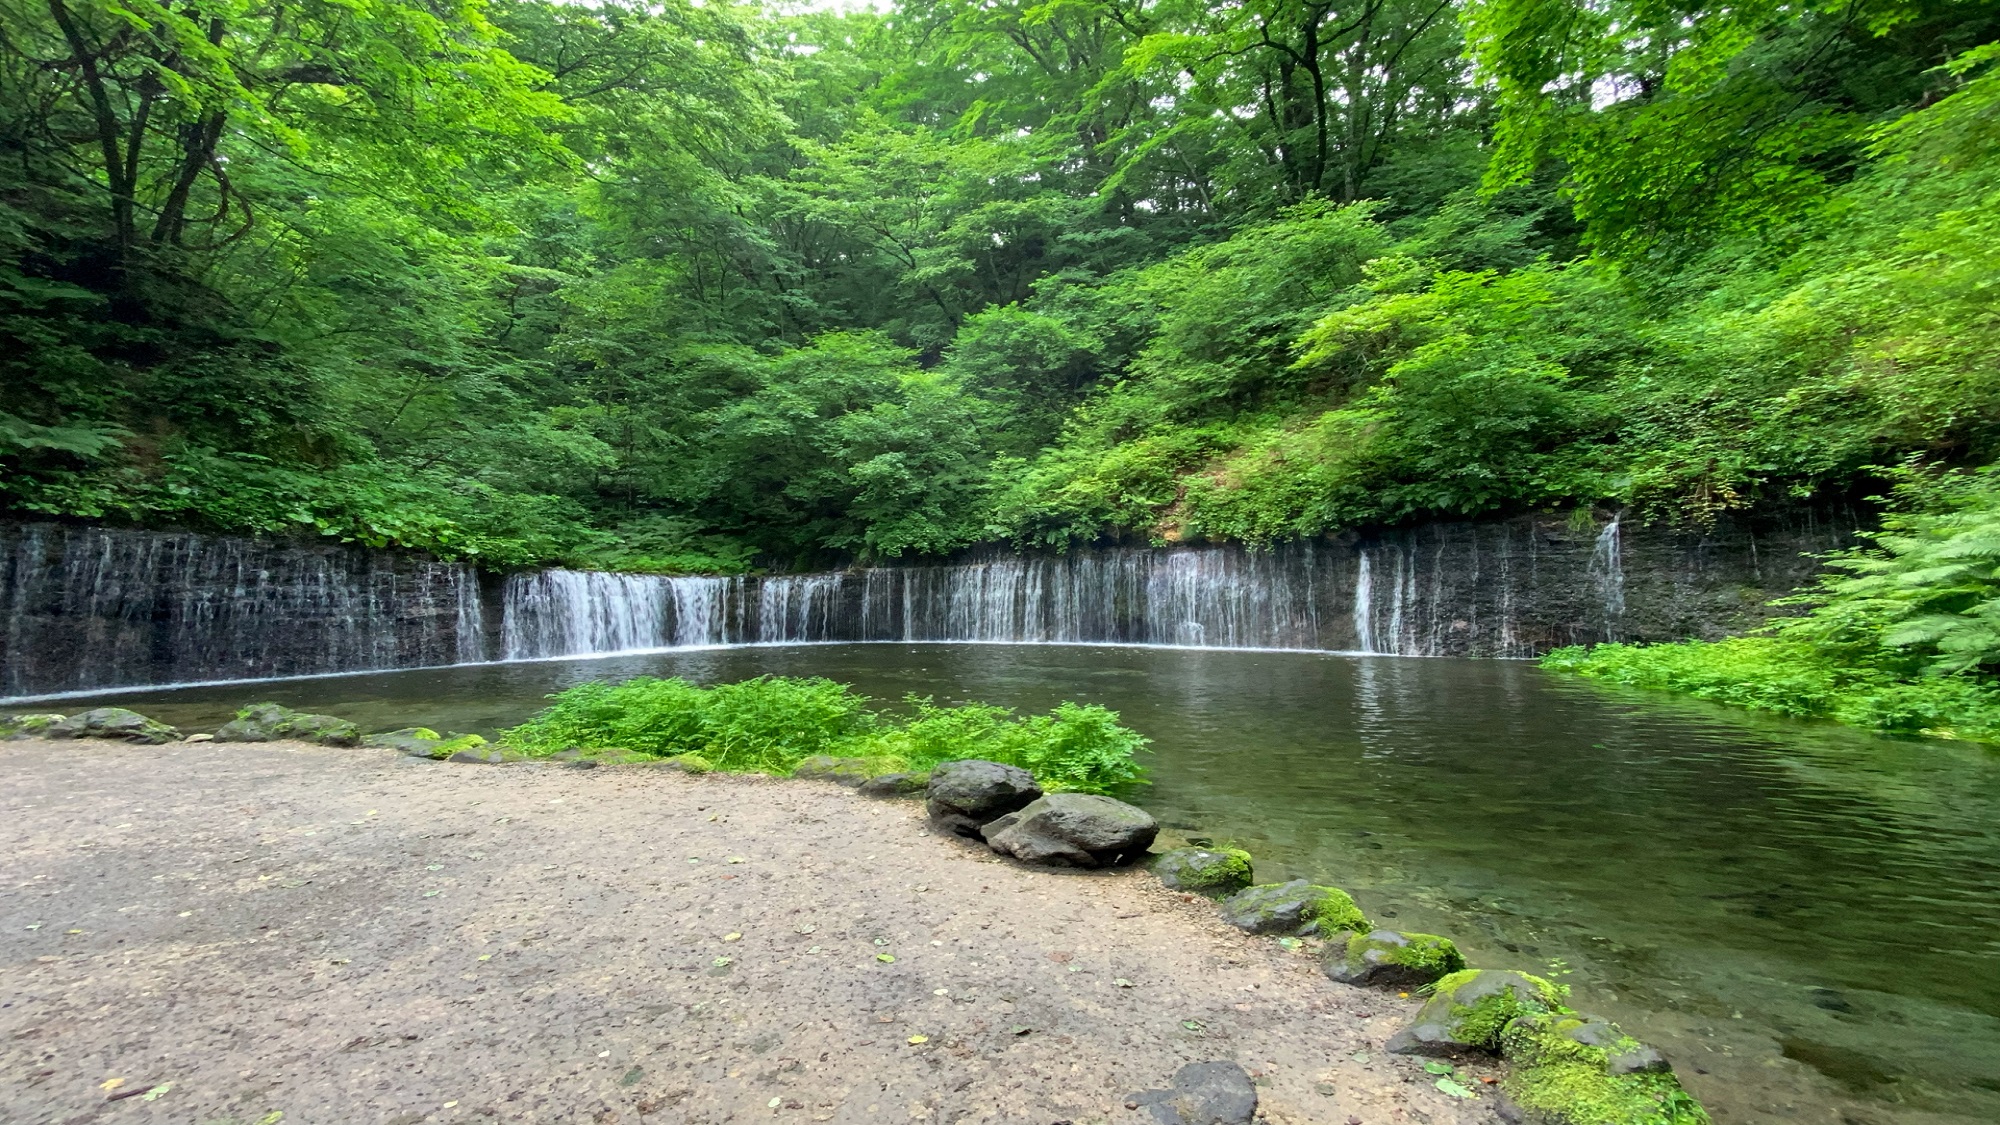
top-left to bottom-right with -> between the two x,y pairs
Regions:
0,739 -> 1497,1125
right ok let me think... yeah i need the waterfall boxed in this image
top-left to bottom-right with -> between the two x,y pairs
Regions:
1588,516 -> 1627,637
1352,550 -> 1375,653
1,523 -> 484,699
497,570 -> 744,659
2,512 -> 1849,700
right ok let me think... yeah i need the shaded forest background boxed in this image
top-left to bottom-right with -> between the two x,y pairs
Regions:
5,0 -> 1998,575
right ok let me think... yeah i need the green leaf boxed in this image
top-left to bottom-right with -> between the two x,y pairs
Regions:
1435,1077 -> 1477,1099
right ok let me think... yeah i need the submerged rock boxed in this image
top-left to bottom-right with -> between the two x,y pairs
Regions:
1128,1060 -> 1258,1125
925,759 -> 1041,837
792,755 -> 876,786
1153,847 -> 1254,896
981,792 -> 1158,867
215,703 -> 360,746
1385,969 -> 1562,1058
2,713 -> 67,740
858,772 -> 928,797
1324,929 -> 1465,989
1217,879 -> 1369,936
1499,1013 -> 1699,1124
46,708 -> 179,745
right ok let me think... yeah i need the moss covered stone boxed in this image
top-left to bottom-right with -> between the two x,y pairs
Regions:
858,771 -> 929,797
46,707 -> 179,745
366,728 -> 446,756
1385,969 -> 1561,1057
1,713 -> 67,740
1325,929 -> 1466,989
792,754 -> 881,786
434,734 -> 491,758
1217,879 -> 1370,936
1153,847 -> 1254,896
1499,1014 -> 1707,1125
215,703 -> 360,746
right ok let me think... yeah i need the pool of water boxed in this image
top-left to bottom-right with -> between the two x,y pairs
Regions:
67,643 -> 2000,1125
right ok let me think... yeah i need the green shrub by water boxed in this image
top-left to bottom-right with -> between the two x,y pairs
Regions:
1543,639 -> 2000,743
503,676 -> 1148,793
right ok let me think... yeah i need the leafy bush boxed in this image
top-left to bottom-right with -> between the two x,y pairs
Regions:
503,676 -> 1150,793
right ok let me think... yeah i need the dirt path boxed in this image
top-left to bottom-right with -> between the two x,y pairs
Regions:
0,739 -> 1498,1125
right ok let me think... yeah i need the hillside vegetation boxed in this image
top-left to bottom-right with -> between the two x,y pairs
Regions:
6,0 -> 1996,570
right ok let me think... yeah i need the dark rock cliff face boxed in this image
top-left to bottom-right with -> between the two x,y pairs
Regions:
1,511 -> 1857,699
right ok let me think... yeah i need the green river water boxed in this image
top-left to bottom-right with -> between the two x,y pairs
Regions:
82,643 -> 2000,1125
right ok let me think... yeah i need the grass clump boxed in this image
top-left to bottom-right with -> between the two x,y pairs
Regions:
503,676 -> 1148,793
1543,638 -> 2000,743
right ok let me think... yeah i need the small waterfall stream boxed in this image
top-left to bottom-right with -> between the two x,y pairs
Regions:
2,513 -> 1849,699
1588,515 -> 1627,632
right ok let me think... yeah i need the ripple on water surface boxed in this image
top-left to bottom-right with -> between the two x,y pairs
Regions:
85,642 -> 2000,1125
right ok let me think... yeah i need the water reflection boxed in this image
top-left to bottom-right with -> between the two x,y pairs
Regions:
82,643 -> 2000,1125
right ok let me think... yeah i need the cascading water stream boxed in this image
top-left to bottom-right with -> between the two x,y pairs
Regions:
1587,515 -> 1627,638
2,523 -> 485,698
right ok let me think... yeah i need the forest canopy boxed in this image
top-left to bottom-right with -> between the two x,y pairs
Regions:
4,0 -> 1998,573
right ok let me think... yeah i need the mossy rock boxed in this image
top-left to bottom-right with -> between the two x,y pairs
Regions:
366,728 -> 445,757
858,771 -> 929,797
215,703 -> 360,747
791,754 -> 880,786
1499,1014 -> 1707,1125
433,734 -> 491,759
667,753 -> 716,774
1325,929 -> 1465,989
46,707 -> 179,745
1385,969 -> 1562,1058
2,713 -> 67,740
1153,847 -> 1254,896
1217,879 -> 1369,936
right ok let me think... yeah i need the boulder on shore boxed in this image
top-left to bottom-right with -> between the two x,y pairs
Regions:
1127,1060 -> 1258,1125
981,792 -> 1158,867
924,759 -> 1041,837
1385,969 -> 1562,1058
1217,879 -> 1369,936
215,703 -> 360,746
1498,1012 -> 1695,1124
1324,929 -> 1465,989
858,772 -> 928,798
1153,846 -> 1254,896
2,713 -> 68,740
45,708 -> 179,745
792,755 -> 876,786
366,728 -> 446,757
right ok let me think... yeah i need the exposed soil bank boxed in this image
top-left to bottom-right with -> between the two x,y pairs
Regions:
0,740 -> 1496,1125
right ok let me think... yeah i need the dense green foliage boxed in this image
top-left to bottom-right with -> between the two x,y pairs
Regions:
502,675 -> 1149,792
6,0 -> 1997,570
1546,467 -> 2000,742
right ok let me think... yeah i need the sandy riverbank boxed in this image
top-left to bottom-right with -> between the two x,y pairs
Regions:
0,738 -> 1497,1124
